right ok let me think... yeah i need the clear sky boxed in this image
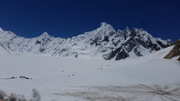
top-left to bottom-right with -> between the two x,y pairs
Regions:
0,0 -> 179,41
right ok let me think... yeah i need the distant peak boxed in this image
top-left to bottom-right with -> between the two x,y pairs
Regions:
39,32 -> 51,37
100,22 -> 107,26
38,32 -> 52,39
100,22 -> 112,27
99,22 -> 114,30
125,26 -> 130,32
41,32 -> 49,36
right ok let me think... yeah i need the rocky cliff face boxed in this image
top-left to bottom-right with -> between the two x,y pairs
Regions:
0,23 -> 171,60
178,56 -> 180,61
164,40 -> 180,61
103,28 -> 171,60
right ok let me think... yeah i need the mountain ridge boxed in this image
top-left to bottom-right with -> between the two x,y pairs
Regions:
0,23 -> 171,60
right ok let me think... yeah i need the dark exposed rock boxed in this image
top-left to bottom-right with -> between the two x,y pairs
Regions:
125,27 -> 130,39
104,29 -> 170,60
102,36 -> 109,42
164,40 -> 180,60
157,41 -> 167,48
130,28 -> 137,37
148,40 -> 160,51
39,48 -> 45,52
123,37 -> 137,52
109,31 -> 116,36
1,76 -> 32,80
134,47 -> 143,56
115,49 -> 129,60
178,56 -> 180,61
104,38 -> 139,60
19,76 -> 31,79
103,46 -> 122,60
90,37 -> 101,46
35,40 -> 41,44
103,46 -> 129,60
136,39 -> 147,48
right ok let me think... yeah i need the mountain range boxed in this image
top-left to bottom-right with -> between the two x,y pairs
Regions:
0,23 -> 171,60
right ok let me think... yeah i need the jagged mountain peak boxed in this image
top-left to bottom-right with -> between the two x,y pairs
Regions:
37,32 -> 54,41
130,28 -> 153,39
125,26 -> 131,32
99,22 -> 114,31
78,22 -> 116,41
42,32 -> 49,35
89,22 -> 116,37
39,32 -> 51,37
100,22 -> 113,28
0,28 -> 16,40
100,22 -> 107,26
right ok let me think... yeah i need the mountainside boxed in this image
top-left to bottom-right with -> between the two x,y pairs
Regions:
0,23 -> 171,60
164,40 -> 180,61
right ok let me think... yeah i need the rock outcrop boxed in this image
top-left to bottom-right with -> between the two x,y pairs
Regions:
178,56 -> 180,61
164,40 -> 180,61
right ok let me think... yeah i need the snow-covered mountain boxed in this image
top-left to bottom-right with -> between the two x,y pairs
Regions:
0,23 -> 171,60
0,24 -> 179,101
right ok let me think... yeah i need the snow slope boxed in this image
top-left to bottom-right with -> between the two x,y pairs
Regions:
0,46 -> 180,101
0,45 -> 8,54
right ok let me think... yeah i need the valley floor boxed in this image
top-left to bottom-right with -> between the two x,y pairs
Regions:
0,46 -> 180,101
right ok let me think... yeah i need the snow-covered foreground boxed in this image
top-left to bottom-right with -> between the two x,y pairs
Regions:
0,46 -> 180,101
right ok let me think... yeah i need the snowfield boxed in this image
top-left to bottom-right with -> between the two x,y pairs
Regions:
0,46 -> 180,101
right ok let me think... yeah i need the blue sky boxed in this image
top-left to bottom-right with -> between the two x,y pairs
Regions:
0,0 -> 179,41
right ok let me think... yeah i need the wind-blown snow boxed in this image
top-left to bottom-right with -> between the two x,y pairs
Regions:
0,46 -> 180,101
